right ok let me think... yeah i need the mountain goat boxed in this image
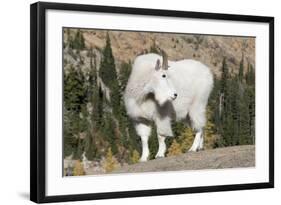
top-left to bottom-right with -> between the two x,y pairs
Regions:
124,52 -> 213,162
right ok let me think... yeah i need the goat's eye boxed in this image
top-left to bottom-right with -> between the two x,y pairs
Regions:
162,74 -> 166,78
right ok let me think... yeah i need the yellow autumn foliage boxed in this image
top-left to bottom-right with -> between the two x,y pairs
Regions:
179,127 -> 194,152
167,139 -> 182,157
73,160 -> 85,176
130,149 -> 140,164
103,148 -> 119,173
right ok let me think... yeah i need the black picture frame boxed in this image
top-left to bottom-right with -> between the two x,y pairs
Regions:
30,1 -> 274,203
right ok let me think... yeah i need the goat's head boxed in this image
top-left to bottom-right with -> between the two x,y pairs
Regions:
144,51 -> 177,106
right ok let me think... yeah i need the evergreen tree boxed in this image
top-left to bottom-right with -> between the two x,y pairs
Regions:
127,120 -> 141,154
100,33 -> 116,85
219,58 -> 231,145
84,129 -> 97,161
99,33 -> 121,117
229,78 -> 240,145
239,93 -> 251,144
64,65 -> 87,113
238,87 -> 254,145
204,107 -> 217,149
222,113 -> 234,146
64,65 -> 89,159
98,33 -> 126,158
209,77 -> 221,134
238,54 -> 244,82
96,86 -> 104,127
64,106 -> 74,156
118,101 -> 130,148
220,57 -> 229,96
211,58 -> 256,148
247,87 -> 255,143
86,48 -> 103,129
246,63 -> 255,86
74,137 -> 84,160
101,112 -> 118,155
85,49 -> 97,101
219,58 -> 230,136
69,29 -> 85,50
119,61 -> 132,92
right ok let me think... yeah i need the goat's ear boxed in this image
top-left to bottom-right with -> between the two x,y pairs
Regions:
155,59 -> 161,71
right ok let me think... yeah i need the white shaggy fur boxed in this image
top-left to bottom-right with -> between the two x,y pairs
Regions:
124,53 -> 213,161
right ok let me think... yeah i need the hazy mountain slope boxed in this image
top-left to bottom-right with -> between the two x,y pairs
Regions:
64,29 -> 255,77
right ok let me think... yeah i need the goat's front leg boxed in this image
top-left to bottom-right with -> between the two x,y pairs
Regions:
140,134 -> 150,162
154,116 -> 172,159
155,135 -> 166,158
135,123 -> 151,162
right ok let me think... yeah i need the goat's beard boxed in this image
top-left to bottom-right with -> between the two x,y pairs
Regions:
155,93 -> 170,107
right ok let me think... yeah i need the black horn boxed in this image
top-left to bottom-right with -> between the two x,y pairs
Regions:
161,50 -> 169,70
155,59 -> 161,71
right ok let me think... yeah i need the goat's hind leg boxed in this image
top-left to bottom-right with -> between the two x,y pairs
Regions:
188,102 -> 206,152
189,128 -> 204,152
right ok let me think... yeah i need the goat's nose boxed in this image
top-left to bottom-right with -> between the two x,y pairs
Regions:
174,93 -> 178,98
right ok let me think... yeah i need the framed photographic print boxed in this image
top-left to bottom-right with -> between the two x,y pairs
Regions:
30,1 -> 274,203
